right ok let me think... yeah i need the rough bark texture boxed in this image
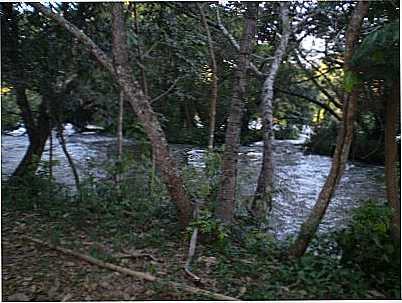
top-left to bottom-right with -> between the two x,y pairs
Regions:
32,3 -> 193,227
215,3 -> 258,224
133,2 -> 149,97
385,81 -> 400,245
288,1 -> 369,258
111,4 -> 193,227
252,2 -> 290,217
198,3 -> 219,151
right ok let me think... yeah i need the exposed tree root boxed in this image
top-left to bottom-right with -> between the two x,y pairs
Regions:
24,236 -> 239,301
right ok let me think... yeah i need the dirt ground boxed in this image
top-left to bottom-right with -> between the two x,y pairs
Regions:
1,209 -> 229,301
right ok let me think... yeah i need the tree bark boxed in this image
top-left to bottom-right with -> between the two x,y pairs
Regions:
115,90 -> 124,187
252,2 -> 290,217
111,4 -> 193,227
11,87 -> 51,179
198,3 -> 219,151
3,4 -> 50,180
12,122 -> 50,178
31,3 -> 193,227
215,3 -> 258,224
288,1 -> 369,258
56,124 -> 81,194
385,80 -> 400,245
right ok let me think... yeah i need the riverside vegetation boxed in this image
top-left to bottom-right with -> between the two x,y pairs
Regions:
2,152 -> 400,300
1,1 -> 400,301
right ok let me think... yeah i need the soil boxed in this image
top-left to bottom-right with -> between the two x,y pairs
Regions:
1,209 -> 229,301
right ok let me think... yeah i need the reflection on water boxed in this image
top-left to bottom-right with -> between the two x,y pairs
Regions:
2,132 -> 386,239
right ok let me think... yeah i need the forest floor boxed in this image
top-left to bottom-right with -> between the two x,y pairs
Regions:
2,208 -> 230,301
2,184 -> 398,301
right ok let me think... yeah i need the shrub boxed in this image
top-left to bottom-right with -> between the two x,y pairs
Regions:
336,200 -> 401,298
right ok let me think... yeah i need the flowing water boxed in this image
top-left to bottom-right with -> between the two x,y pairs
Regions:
1,128 -> 386,239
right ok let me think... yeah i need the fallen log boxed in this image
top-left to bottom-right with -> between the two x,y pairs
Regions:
24,236 -> 239,301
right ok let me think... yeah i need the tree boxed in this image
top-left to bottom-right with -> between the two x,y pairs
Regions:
251,2 -> 291,217
350,16 -> 400,244
197,3 -> 219,151
288,1 -> 369,258
31,3 -> 194,227
215,2 -> 258,224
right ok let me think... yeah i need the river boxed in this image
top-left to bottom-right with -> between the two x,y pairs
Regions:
1,128 -> 386,239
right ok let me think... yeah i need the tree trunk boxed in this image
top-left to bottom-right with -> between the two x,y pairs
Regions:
117,90 -> 124,162
11,87 -> 51,179
288,1 -> 369,258
115,89 -> 124,187
56,124 -> 81,194
110,4 -> 193,227
198,3 -> 219,151
31,3 -> 193,226
215,3 -> 258,224
3,4 -> 49,179
32,3 -> 194,227
385,80 -> 400,245
12,126 -> 50,178
252,2 -> 290,217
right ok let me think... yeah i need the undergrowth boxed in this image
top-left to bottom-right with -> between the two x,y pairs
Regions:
2,159 -> 400,300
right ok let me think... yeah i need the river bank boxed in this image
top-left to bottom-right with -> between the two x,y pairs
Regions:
2,128 -> 386,239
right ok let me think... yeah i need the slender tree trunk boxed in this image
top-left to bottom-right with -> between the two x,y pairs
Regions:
56,124 -> 81,194
32,3 -> 194,227
111,4 -> 193,227
215,3 -> 258,224
133,2 -> 149,98
49,125 -> 53,180
198,3 -> 219,151
288,1 -> 369,258
117,90 -> 124,162
385,80 -> 400,245
115,90 -> 124,187
252,2 -> 290,217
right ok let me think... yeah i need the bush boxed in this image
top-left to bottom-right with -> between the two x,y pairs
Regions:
274,124 -> 300,140
336,200 -> 401,298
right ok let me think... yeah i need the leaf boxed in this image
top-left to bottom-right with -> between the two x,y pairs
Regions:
343,70 -> 360,93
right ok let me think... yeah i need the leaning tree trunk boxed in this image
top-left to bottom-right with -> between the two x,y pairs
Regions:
11,87 -> 51,179
288,1 -> 369,258
198,3 -> 219,151
385,80 -> 400,245
215,3 -> 258,224
110,4 -> 194,227
3,4 -> 51,179
30,3 -> 194,227
12,123 -> 50,178
252,2 -> 290,217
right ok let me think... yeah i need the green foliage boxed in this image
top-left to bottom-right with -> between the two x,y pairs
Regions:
274,124 -> 301,140
336,201 -> 400,297
343,70 -> 361,93
351,19 -> 399,80
189,209 -> 230,249
1,91 -> 21,130
306,113 -> 385,164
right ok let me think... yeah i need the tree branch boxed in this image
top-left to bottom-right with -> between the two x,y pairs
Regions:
25,236 -> 239,301
276,87 -> 341,121
150,78 -> 180,104
31,3 -> 115,76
